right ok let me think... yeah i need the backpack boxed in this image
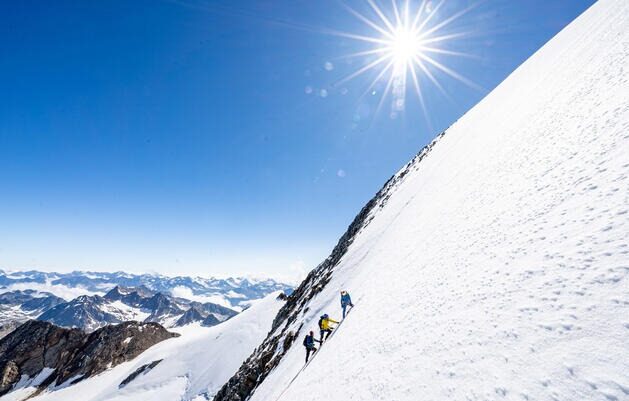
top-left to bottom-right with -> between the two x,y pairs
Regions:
318,317 -> 324,330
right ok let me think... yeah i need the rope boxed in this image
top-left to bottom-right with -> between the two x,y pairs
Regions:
272,305 -> 356,401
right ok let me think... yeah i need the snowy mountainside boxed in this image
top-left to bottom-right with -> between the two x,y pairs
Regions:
217,1 -> 629,401
0,270 -> 292,310
17,293 -> 285,401
213,130 -> 447,401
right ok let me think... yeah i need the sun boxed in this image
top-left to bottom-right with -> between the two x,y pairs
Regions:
389,26 -> 423,69
331,0 -> 481,121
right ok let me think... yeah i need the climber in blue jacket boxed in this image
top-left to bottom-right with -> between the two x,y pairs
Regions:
303,330 -> 321,363
340,290 -> 354,319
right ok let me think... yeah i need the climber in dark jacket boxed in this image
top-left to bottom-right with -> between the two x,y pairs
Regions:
303,330 -> 321,363
340,290 -> 354,318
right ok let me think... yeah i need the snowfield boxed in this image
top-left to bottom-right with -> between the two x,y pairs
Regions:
243,1 -> 629,401
15,293 -> 284,401
105,301 -> 152,323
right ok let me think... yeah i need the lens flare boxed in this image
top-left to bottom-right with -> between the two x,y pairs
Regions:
332,0 -> 481,122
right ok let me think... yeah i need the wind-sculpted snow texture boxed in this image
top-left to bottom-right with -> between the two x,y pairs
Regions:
218,1 -> 629,401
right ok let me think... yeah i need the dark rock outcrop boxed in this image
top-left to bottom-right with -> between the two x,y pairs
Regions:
0,320 -> 178,396
56,321 -> 177,384
0,321 -> 84,395
0,361 -> 19,394
118,359 -> 162,388
213,132 -> 446,401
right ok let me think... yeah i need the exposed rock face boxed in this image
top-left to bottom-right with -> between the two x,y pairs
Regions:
0,320 -> 85,392
0,320 -> 178,396
56,321 -> 177,384
213,133 -> 445,401
0,361 -> 20,394
118,359 -> 162,388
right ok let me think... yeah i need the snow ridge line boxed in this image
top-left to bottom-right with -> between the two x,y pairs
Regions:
212,132 -> 446,401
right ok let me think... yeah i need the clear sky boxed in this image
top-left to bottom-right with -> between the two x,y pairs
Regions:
0,0 -> 595,282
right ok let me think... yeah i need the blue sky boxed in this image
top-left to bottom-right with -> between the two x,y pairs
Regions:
0,0 -> 594,281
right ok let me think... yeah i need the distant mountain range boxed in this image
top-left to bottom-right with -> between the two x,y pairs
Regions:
0,269 -> 293,334
0,269 -> 293,309
0,286 -> 235,333
42,285 -> 241,331
0,289 -> 65,337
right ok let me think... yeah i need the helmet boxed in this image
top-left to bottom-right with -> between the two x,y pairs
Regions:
323,314 -> 328,318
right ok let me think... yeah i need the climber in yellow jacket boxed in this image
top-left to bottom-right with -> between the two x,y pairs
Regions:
318,314 -> 338,342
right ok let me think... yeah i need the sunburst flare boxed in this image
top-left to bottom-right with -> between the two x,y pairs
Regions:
333,0 -> 480,121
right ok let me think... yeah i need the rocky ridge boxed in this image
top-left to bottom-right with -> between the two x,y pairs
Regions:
213,133 -> 445,401
0,320 -> 178,397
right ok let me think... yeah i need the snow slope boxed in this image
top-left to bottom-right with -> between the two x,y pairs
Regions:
16,293 -> 284,401
244,2 -> 629,401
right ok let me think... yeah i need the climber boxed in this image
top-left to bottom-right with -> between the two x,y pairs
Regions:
340,290 -> 354,319
318,314 -> 338,342
303,330 -> 321,363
